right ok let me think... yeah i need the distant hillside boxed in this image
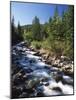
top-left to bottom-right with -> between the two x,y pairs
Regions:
21,24 -> 44,31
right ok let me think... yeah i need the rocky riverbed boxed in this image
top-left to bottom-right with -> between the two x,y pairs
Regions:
11,41 -> 74,98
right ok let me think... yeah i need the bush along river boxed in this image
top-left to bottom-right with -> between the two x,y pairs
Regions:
11,41 -> 74,98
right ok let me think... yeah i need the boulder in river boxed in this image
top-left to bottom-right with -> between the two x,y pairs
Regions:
25,76 -> 41,89
52,87 -> 62,93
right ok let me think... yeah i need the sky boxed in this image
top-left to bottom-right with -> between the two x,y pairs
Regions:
11,2 -> 68,26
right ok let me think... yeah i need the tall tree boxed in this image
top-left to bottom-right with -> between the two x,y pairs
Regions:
62,6 -> 74,59
11,16 -> 17,45
47,6 -> 66,57
40,23 -> 48,40
32,16 -> 41,41
49,6 -> 63,41
17,21 -> 23,41
53,5 -> 59,21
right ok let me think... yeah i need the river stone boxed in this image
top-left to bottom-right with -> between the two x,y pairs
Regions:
62,75 -> 73,85
25,77 -> 41,89
53,71 -> 63,82
52,87 -> 62,93
19,92 -> 28,98
11,86 -> 23,98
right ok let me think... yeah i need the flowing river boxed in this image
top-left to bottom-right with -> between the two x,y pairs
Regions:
12,41 -> 74,98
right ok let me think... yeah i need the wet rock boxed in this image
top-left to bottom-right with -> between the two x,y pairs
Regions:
62,63 -> 73,77
62,75 -> 73,85
44,65 -> 51,70
52,59 -> 60,67
13,76 -> 23,86
54,71 -> 63,82
19,92 -> 28,98
25,77 -> 41,89
34,51 -> 41,56
22,85 -> 35,94
20,69 -> 26,75
29,58 -> 37,64
45,59 -> 52,65
11,86 -> 23,98
61,56 -> 70,62
44,82 -> 49,86
45,56 -> 55,65
37,92 -> 44,97
29,89 -> 38,97
29,46 -> 35,51
12,64 -> 22,76
52,87 -> 62,93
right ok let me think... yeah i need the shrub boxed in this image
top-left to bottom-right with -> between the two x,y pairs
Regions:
31,41 -> 42,49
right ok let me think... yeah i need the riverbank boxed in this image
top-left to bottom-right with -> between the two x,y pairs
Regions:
11,41 -> 74,98
29,45 -> 74,77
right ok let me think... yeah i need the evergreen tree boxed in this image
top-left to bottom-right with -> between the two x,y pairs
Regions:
62,6 -> 74,59
49,6 -> 63,41
49,17 -> 52,23
17,21 -> 23,41
32,16 -> 41,41
11,16 -> 18,45
40,23 -> 48,40
53,5 -> 59,21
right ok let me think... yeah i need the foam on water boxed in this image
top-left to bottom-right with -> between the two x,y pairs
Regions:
46,80 -> 73,95
27,53 -> 40,59
57,81 -> 73,94
38,84 -> 62,96
32,70 -> 50,78
26,50 -> 37,55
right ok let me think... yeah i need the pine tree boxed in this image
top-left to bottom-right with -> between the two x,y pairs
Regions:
32,16 -> 41,41
17,21 -> 23,41
62,6 -> 74,59
53,5 -> 59,21
11,16 -> 17,45
40,23 -> 48,40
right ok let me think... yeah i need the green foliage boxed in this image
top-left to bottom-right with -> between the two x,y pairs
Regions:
11,16 -> 19,45
40,23 -> 48,40
42,40 -> 52,51
11,17 -> 24,45
46,5 -> 74,59
23,31 -> 33,43
63,40 -> 74,60
17,22 -> 24,41
31,41 -> 42,49
12,6 -> 74,60
32,16 -> 41,41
